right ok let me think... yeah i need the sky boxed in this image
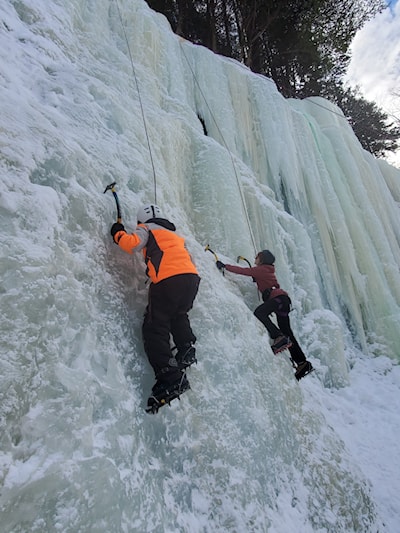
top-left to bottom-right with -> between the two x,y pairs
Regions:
346,0 -> 400,167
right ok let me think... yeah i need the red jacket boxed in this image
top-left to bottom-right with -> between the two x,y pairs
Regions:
224,263 -> 288,299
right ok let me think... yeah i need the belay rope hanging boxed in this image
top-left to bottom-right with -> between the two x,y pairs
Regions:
179,39 -> 258,257
112,2 -> 257,257
113,0 -> 158,203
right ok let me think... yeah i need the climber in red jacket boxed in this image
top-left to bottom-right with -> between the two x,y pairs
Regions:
216,249 -> 313,380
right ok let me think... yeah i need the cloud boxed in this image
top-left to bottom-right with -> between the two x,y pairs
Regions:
345,2 -> 400,166
346,2 -> 400,110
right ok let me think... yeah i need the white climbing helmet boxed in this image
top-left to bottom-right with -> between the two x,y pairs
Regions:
137,204 -> 162,223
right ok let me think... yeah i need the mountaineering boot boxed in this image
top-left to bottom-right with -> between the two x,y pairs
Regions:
175,343 -> 197,370
271,335 -> 292,354
146,372 -> 190,414
295,361 -> 314,381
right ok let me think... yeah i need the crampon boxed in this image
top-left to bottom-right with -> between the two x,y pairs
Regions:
145,374 -> 190,414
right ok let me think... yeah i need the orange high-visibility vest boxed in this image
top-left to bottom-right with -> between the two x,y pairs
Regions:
115,224 -> 198,284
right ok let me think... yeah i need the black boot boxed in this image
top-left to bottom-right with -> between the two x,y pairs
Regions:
295,361 -> 314,381
146,371 -> 190,413
271,335 -> 292,354
175,343 -> 197,370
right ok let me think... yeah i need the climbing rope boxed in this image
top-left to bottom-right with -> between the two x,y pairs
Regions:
114,0 -> 158,203
179,40 -> 258,256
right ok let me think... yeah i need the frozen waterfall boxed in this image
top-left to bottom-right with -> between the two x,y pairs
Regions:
1,1 -> 400,532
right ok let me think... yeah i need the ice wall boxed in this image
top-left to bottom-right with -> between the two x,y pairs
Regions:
186,47 -> 400,357
1,0 -> 399,531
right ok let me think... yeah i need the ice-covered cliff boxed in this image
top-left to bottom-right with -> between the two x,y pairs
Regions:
1,1 -> 400,531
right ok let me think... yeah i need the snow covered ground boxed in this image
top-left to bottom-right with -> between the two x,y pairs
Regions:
304,353 -> 400,533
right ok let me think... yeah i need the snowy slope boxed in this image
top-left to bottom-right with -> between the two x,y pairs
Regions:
1,1 -> 400,532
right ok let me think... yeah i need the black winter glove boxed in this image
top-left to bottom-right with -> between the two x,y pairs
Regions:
216,260 -> 226,271
110,222 -> 125,242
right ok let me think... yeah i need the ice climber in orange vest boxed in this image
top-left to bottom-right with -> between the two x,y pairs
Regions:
216,249 -> 313,381
111,204 -> 200,412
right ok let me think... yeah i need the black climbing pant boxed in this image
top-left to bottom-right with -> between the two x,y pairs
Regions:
254,295 -> 306,365
142,273 -> 200,379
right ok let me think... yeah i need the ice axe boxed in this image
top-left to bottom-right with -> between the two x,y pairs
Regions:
237,255 -> 252,267
103,182 -> 122,223
237,254 -> 258,296
204,244 -> 219,261
205,244 -> 224,276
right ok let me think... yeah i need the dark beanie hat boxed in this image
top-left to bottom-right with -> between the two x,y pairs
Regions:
259,249 -> 275,265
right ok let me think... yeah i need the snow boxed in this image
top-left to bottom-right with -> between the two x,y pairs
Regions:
0,1 -> 400,532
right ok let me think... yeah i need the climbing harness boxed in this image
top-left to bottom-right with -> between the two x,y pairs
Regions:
113,0 -> 158,203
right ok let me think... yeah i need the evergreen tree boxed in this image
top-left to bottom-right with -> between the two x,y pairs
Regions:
146,0 -> 399,157
328,86 -> 400,156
